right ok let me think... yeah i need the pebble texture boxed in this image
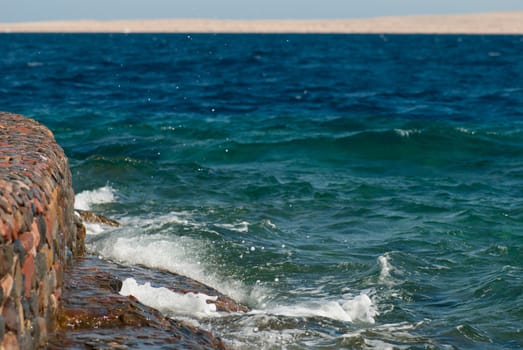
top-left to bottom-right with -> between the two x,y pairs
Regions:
0,113 -> 84,349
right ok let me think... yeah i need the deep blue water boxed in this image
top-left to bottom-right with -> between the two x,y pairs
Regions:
1,34 -> 523,349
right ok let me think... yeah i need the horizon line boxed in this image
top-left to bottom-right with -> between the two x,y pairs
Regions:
1,12 -> 523,34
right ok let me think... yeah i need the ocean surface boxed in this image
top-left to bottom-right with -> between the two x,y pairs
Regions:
1,33 -> 523,349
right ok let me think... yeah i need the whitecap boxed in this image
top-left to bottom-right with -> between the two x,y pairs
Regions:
86,226 -> 254,304
263,293 -> 378,324
120,277 -> 219,318
394,129 -> 420,137
75,185 -> 116,211
456,127 -> 476,135
378,253 -> 393,283
214,221 -> 250,233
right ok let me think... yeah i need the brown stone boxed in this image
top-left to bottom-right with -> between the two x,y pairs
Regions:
18,232 -> 35,256
0,275 -> 13,305
51,256 -> 228,350
35,316 -> 47,347
1,219 -> 14,242
53,263 -> 63,290
2,299 -> 19,333
38,277 -> 49,311
75,210 -> 120,227
0,114 -> 87,347
21,254 -> 35,298
34,251 -> 48,281
1,331 -> 19,350
0,244 -> 14,277
44,207 -> 56,247
12,258 -> 22,299
30,220 -> 40,251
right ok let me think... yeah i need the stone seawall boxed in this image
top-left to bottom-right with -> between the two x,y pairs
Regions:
0,113 -> 84,349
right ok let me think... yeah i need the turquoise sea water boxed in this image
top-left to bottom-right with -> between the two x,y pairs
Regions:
1,34 -> 523,349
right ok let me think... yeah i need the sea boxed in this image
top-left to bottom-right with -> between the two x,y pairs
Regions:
1,33 -> 523,349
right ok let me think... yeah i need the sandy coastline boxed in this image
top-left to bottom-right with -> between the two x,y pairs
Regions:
1,12 -> 523,34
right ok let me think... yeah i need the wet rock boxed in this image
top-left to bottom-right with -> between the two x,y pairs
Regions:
50,256 -> 229,349
75,209 -> 120,227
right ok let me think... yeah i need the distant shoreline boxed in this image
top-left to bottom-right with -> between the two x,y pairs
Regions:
1,12 -> 523,34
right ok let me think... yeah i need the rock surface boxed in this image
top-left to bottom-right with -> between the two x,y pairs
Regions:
0,112 -> 83,349
49,256 -> 228,350
75,210 -> 120,227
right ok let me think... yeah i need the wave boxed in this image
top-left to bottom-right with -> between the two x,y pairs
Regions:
74,185 -> 117,210
76,186 -> 400,348
192,125 -> 523,170
120,278 -> 219,318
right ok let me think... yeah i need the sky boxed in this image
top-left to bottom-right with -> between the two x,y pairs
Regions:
2,0 -> 523,22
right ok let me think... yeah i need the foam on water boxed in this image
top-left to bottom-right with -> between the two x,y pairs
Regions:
214,221 -> 250,233
394,129 -> 421,137
263,293 -> 378,324
82,222 -> 108,236
120,278 -> 219,318
84,209 -> 254,303
378,253 -> 393,283
75,185 -> 116,211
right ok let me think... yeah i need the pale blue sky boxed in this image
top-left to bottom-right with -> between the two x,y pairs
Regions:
2,0 -> 523,22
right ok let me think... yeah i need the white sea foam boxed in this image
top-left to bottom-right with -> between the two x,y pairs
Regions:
83,222 -> 108,236
84,203 -> 380,350
378,254 -> 393,283
27,61 -> 44,67
75,185 -> 116,211
85,212 -> 254,303
89,232 -> 214,289
456,127 -> 477,135
215,221 -> 250,233
342,320 -> 426,350
120,278 -> 219,318
263,219 -> 277,229
394,129 -> 421,137
263,294 -> 378,324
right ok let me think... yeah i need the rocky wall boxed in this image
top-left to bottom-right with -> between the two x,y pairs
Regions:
0,113 -> 84,349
